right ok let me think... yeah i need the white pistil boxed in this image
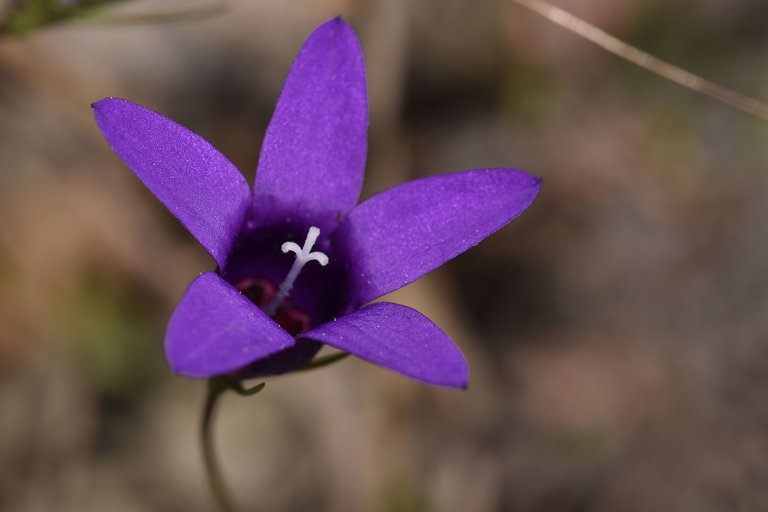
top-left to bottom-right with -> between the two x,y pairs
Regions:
264,226 -> 329,316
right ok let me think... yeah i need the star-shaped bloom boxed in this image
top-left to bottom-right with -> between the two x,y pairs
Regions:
92,17 -> 541,388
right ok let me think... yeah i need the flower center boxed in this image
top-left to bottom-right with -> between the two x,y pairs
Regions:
233,278 -> 311,336
231,226 -> 332,335
264,226 -> 329,316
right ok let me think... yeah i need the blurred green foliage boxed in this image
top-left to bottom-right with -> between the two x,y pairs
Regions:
383,479 -> 430,512
0,248 -> 13,285
55,268 -> 164,400
1,0 -> 125,36
500,60 -> 560,128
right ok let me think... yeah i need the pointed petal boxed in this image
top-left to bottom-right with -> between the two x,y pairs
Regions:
165,272 -> 295,378
252,17 -> 368,230
337,169 -> 541,306
303,302 -> 468,388
93,98 -> 250,268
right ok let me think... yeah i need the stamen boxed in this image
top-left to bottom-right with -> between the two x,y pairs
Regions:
264,226 -> 329,316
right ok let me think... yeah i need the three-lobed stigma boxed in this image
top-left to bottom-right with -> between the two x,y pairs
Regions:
264,226 -> 329,316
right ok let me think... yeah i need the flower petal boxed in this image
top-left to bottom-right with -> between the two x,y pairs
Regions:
93,98 -> 250,268
165,272 -> 295,378
252,17 -> 367,231
336,169 -> 541,306
303,302 -> 468,388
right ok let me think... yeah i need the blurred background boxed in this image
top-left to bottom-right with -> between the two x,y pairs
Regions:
2,0 -> 768,510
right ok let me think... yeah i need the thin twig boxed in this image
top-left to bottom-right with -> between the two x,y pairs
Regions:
511,0 -> 768,121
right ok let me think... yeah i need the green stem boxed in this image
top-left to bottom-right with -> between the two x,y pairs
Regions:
201,379 -> 237,512
198,351 -> 341,511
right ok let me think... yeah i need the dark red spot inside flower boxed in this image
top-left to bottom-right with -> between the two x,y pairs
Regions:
233,277 -> 310,336
234,277 -> 274,308
273,308 -> 310,336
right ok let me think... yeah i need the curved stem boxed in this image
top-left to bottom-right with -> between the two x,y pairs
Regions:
201,379 -> 237,512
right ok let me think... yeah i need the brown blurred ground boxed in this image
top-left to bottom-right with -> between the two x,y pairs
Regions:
1,0 -> 768,511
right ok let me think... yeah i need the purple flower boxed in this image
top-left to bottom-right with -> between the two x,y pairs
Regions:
92,17 -> 540,388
